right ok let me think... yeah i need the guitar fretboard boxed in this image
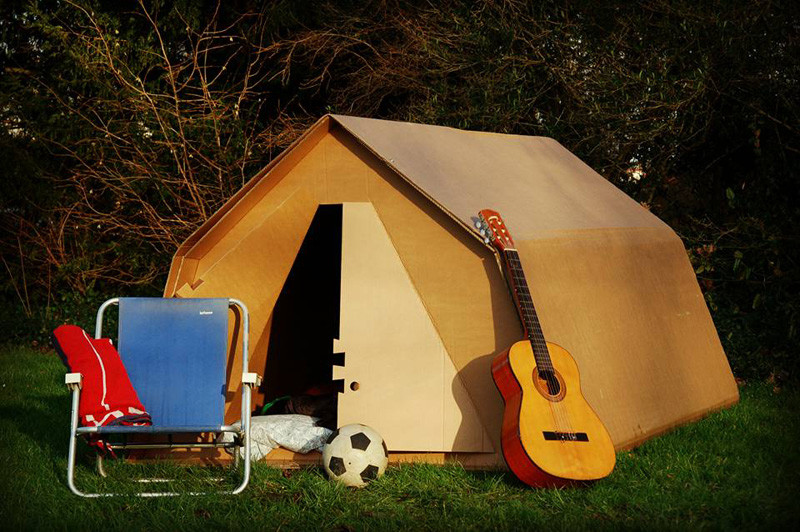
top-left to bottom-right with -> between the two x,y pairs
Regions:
503,250 -> 554,372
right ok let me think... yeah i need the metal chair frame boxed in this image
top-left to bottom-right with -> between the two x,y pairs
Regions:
65,297 -> 261,497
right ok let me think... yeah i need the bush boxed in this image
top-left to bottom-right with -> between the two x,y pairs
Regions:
1,0 -> 797,380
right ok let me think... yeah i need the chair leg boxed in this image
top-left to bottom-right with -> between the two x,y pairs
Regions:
232,397 -> 252,494
66,386 -> 91,497
96,453 -> 107,478
232,433 -> 251,495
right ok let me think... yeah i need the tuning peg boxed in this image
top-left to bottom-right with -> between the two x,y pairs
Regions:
474,221 -> 482,229
479,229 -> 486,237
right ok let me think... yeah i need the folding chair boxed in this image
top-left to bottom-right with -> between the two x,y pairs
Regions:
65,297 -> 261,497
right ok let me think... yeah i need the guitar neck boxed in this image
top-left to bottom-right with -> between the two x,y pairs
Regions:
502,249 -> 554,372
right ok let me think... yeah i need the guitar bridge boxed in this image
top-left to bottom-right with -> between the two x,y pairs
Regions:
542,431 -> 589,442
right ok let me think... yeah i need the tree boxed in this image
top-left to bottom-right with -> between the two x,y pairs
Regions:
1,0 -> 798,379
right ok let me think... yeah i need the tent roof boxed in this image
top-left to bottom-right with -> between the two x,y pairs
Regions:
329,114 -> 669,241
180,114 -> 672,257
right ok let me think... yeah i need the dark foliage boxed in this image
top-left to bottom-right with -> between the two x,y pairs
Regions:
1,0 -> 798,379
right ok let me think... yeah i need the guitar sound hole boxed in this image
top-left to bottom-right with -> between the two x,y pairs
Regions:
533,369 -> 566,402
540,370 -> 560,395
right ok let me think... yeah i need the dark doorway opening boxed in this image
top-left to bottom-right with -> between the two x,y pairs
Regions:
261,204 -> 343,428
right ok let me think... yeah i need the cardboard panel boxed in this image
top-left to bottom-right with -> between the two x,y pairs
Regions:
165,117 -> 331,294
517,229 -> 739,448
331,115 -> 667,239
336,202 -> 492,452
189,159 -> 319,278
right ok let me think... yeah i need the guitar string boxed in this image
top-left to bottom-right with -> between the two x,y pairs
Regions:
531,339 -> 573,437
507,250 -> 574,438
489,220 -> 575,439
505,253 -> 570,436
504,254 -> 563,433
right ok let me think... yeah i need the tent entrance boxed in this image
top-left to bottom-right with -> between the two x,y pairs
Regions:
261,201 -> 493,451
261,204 -> 343,429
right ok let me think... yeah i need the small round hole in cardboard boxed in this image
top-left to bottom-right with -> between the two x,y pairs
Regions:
350,381 -> 360,391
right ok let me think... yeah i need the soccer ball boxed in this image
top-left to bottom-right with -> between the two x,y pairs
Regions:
322,424 -> 388,487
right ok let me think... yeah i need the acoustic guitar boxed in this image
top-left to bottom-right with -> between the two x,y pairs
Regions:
476,209 -> 616,487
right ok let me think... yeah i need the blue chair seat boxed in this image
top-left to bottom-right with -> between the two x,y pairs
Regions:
118,298 -> 229,429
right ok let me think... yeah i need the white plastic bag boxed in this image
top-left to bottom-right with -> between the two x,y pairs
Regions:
221,414 -> 333,461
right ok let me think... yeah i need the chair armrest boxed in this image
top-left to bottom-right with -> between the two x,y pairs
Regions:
65,373 -> 83,391
242,372 -> 262,388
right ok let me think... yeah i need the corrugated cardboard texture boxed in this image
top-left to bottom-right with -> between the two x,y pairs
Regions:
165,115 -> 738,466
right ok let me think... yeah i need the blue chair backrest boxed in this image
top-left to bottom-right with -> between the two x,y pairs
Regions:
117,298 -> 228,429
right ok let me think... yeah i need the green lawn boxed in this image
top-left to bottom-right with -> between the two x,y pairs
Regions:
1,344 -> 798,530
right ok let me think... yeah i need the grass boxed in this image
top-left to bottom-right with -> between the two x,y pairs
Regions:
1,344 -> 798,531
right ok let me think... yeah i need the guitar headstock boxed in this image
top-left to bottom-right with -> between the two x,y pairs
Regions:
476,209 -> 515,252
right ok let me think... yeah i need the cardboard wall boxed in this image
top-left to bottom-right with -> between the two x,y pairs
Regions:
336,202 -> 493,452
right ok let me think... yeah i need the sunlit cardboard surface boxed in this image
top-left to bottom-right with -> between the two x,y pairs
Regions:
163,115 -> 738,467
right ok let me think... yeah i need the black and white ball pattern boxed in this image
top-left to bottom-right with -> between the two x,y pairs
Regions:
322,424 -> 388,487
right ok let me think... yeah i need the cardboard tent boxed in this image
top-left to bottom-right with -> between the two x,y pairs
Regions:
164,115 -> 738,468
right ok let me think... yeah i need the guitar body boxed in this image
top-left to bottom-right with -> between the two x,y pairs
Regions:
492,340 -> 616,487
